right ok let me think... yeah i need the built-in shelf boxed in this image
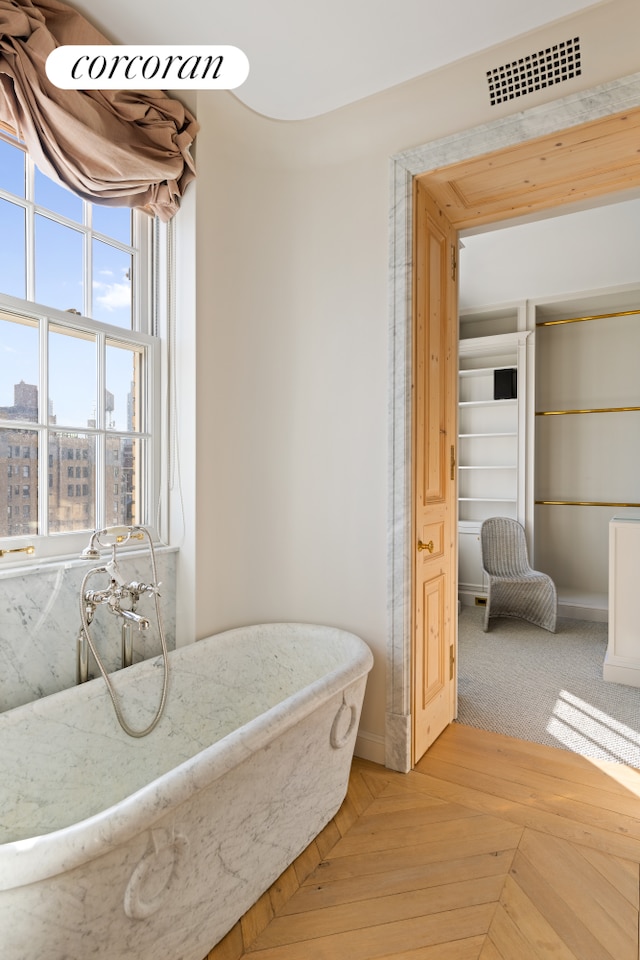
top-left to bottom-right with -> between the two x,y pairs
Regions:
459,432 -> 517,438
459,365 -> 503,374
460,399 -> 518,408
457,322 -> 531,606
459,497 -> 517,502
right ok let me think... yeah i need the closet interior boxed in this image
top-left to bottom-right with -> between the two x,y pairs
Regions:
458,284 -> 640,623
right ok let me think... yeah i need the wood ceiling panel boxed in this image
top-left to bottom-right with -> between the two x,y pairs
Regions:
418,106 -> 640,229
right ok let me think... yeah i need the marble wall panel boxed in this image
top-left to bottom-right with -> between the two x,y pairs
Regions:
0,549 -> 176,712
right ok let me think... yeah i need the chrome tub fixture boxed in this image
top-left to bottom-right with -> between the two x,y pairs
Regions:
77,525 -> 168,738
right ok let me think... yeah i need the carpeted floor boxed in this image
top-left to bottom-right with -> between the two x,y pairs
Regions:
457,604 -> 640,767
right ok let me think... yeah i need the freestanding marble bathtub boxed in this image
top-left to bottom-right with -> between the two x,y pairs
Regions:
0,622 -> 373,960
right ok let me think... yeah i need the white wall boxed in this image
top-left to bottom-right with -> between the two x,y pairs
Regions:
183,0 -> 640,761
459,198 -> 640,308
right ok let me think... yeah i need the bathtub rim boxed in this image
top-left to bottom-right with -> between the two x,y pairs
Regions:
1,621 -> 373,891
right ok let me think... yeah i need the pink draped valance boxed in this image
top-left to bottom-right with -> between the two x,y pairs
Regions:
0,0 -> 198,221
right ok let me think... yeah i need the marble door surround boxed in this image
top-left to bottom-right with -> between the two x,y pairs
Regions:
386,71 -> 640,772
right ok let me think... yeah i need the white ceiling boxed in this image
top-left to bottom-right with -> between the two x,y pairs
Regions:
73,0 -> 607,120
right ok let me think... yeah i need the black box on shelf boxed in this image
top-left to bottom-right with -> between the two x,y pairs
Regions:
494,368 -> 517,400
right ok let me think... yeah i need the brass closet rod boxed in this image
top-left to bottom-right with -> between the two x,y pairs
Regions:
536,310 -> 640,413
536,307 -> 640,327
535,307 -> 640,508
536,500 -> 640,507
536,406 -> 640,416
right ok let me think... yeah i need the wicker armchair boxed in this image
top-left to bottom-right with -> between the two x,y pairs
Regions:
480,517 -> 557,633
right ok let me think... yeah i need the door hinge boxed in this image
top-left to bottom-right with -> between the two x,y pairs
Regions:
451,244 -> 457,282
450,444 -> 456,481
449,643 -> 455,681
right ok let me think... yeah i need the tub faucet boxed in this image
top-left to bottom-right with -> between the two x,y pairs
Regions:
81,539 -> 159,633
115,605 -> 150,631
77,525 -> 169,737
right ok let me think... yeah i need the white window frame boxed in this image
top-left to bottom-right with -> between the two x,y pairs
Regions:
0,134 -> 164,565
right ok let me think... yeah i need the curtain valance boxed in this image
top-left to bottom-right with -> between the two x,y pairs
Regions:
0,0 -> 198,221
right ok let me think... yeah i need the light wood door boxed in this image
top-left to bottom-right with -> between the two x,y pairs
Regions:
412,180 -> 459,764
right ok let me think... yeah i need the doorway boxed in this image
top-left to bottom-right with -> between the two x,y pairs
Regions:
386,73 -> 640,772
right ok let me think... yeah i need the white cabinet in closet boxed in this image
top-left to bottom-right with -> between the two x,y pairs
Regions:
604,509 -> 640,686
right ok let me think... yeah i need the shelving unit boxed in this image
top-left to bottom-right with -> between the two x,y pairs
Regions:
457,308 -> 532,606
532,287 -> 640,620
458,393 -> 518,521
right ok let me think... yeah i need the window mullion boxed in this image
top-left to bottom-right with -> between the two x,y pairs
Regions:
85,201 -> 92,319
134,211 -> 150,334
95,331 -> 106,531
38,315 -> 49,536
25,157 -> 35,302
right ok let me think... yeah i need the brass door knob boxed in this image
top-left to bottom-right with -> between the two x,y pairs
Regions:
418,539 -> 434,553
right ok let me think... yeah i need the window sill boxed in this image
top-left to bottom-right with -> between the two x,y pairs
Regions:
0,543 -> 179,581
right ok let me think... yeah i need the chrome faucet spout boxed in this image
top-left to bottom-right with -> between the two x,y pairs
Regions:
117,607 -> 150,631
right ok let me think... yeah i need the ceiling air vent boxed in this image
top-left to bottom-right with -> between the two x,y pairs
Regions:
487,37 -> 581,106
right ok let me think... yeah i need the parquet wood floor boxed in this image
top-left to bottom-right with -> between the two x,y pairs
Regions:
207,723 -> 640,959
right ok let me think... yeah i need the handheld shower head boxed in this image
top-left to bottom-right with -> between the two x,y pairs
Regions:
80,525 -> 147,560
80,547 -> 101,560
80,532 -> 101,560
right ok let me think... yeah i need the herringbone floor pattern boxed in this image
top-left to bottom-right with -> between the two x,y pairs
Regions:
209,723 -> 640,959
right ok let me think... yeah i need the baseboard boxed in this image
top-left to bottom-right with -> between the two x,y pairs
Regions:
459,590 -> 487,608
460,592 -> 608,623
354,730 -> 385,765
557,599 -> 608,623
603,653 -> 640,687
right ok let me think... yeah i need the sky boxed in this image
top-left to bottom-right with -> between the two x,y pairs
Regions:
0,136 -> 138,431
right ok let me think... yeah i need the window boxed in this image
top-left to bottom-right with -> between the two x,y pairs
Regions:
0,133 -> 160,557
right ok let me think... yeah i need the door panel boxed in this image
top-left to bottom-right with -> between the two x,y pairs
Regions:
412,180 -> 458,763
419,574 -> 445,706
419,521 -> 444,557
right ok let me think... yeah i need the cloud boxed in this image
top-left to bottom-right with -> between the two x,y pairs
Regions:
93,276 -> 131,312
